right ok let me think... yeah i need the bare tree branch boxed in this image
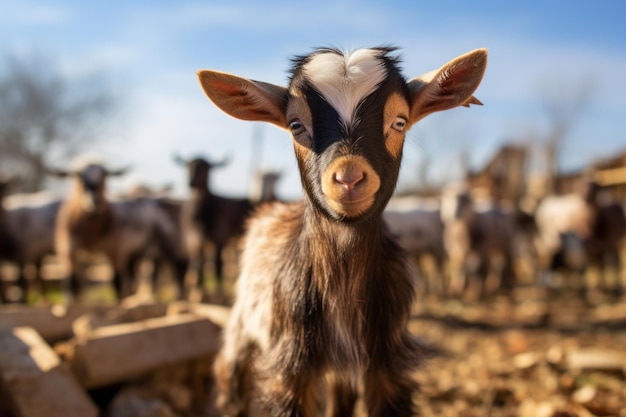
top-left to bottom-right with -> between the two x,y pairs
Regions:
0,50 -> 120,191
538,75 -> 595,194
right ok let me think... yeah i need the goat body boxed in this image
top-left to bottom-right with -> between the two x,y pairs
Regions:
0,186 -> 61,301
53,158 -> 188,300
249,170 -> 282,203
441,187 -> 516,298
384,196 -> 446,295
177,156 -> 255,300
197,46 -> 487,416
535,184 -> 626,294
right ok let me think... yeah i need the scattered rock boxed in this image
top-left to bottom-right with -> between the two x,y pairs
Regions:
566,349 -> 625,374
571,385 -> 596,404
513,351 -> 542,370
108,386 -> 179,417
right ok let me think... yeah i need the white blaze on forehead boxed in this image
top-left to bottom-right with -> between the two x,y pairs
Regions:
303,48 -> 387,125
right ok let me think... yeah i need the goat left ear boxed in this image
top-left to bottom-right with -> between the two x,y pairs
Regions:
172,153 -> 188,166
106,167 -> 130,177
197,70 -> 289,129
45,168 -> 71,178
212,154 -> 231,169
408,48 -> 487,124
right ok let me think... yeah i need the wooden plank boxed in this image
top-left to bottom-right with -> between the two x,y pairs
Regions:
0,304 -> 109,343
70,314 -> 221,388
0,327 -> 98,417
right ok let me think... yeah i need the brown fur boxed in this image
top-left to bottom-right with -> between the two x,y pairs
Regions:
198,46 -> 487,416
53,160 -> 188,299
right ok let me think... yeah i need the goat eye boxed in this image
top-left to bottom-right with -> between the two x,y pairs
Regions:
289,119 -> 305,135
392,117 -> 407,132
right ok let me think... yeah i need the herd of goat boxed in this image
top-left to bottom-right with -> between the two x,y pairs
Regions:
1,152 -> 625,304
1,153 -> 625,305
1,45 -> 625,416
386,180 -> 626,299
0,154 -> 274,303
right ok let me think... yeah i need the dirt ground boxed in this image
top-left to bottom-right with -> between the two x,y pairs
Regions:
407,288 -> 626,417
2,254 -> 625,416
197,285 -> 626,417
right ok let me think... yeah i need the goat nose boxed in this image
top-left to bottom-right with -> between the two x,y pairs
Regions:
334,170 -> 364,191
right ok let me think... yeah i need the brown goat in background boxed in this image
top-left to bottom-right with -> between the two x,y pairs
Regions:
51,155 -> 188,300
197,46 -> 487,416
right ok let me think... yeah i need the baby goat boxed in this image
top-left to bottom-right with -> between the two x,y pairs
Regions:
198,46 -> 487,416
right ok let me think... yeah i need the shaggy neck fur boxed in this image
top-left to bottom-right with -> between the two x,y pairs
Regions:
268,201 -> 416,380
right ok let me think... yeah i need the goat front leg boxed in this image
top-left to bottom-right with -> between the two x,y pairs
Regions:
214,314 -> 257,417
363,369 -> 419,417
195,241 -> 206,296
214,242 -> 225,302
214,346 -> 322,417
214,349 -> 253,417
66,252 -> 84,301
112,254 -> 133,300
325,376 -> 357,417
15,261 -> 28,302
363,334 -> 422,417
56,236 -> 83,302
256,370 -> 323,417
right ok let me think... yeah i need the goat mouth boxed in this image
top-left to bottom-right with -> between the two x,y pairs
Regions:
324,191 -> 377,218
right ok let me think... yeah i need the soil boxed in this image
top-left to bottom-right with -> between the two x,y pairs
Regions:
408,288 -> 626,417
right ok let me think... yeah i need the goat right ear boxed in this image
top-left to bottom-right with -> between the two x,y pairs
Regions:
172,153 -> 187,166
107,167 -> 130,177
197,70 -> 289,129
407,48 -> 487,125
45,168 -> 70,178
212,154 -> 231,169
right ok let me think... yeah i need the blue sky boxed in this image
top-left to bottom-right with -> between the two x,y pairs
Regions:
1,1 -> 625,199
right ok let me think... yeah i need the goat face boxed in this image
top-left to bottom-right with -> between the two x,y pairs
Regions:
284,48 -> 416,220
74,164 -> 108,212
48,160 -> 128,213
174,156 -> 230,190
198,47 -> 487,221
186,158 -> 211,189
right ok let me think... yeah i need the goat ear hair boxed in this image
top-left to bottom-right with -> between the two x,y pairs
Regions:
172,153 -> 187,166
106,167 -> 130,177
197,69 -> 289,129
212,154 -> 232,168
45,167 -> 71,178
407,48 -> 487,124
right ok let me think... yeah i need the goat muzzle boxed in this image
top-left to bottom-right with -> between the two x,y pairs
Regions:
321,155 -> 380,218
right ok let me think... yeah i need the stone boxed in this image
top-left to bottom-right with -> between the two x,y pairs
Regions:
108,386 -> 179,417
566,348 -> 625,373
